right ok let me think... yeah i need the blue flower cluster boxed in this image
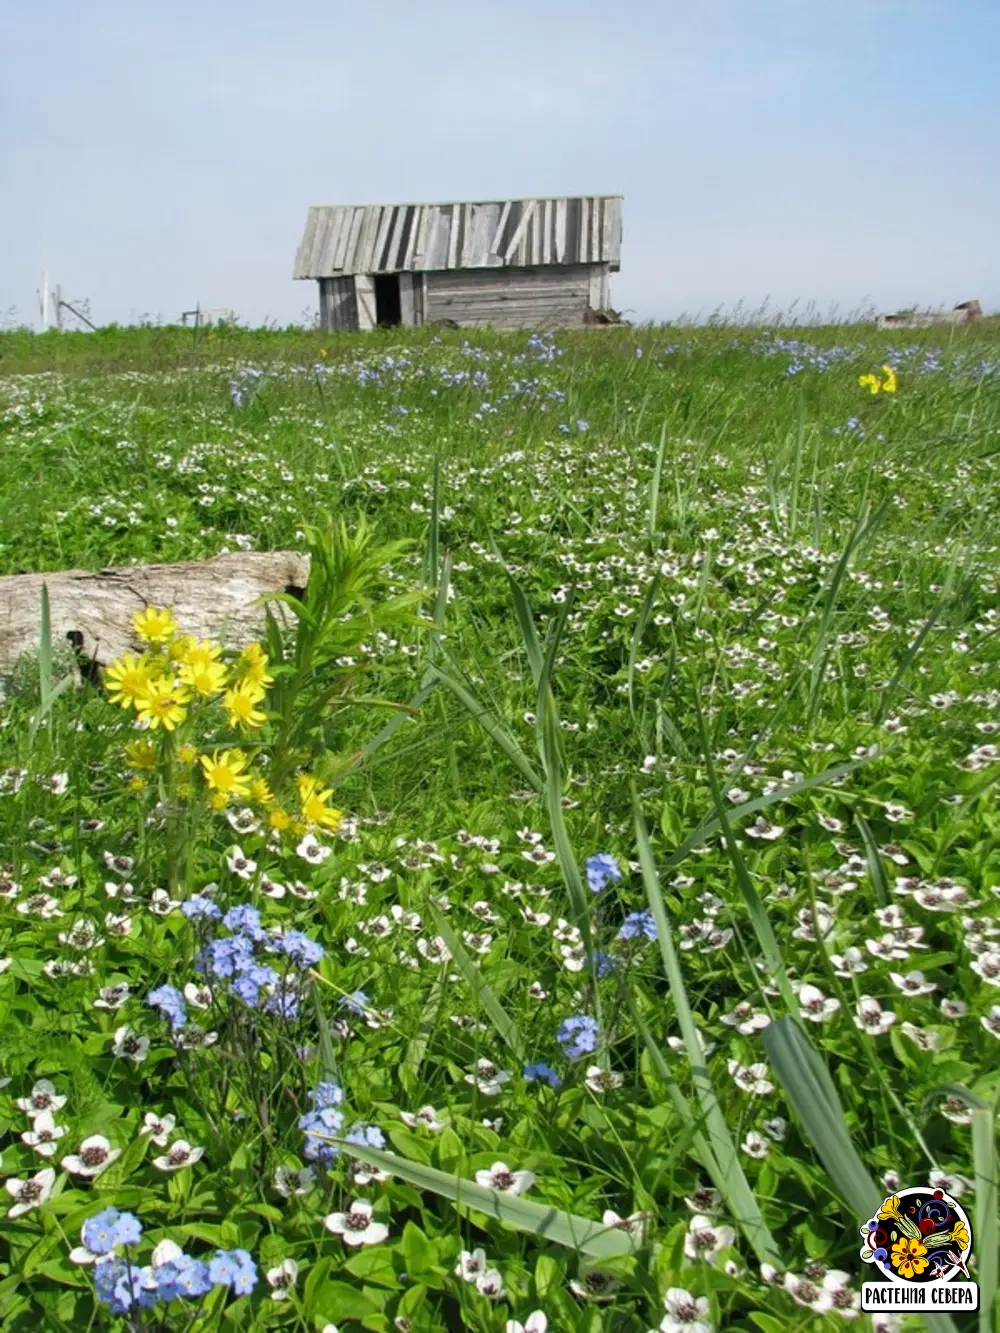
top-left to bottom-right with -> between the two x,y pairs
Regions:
524,1061 -> 562,1089
85,1209 -> 257,1316
296,1080 -> 387,1168
557,1014 -> 600,1060
297,1079 -> 345,1165
617,909 -> 658,942
585,852 -> 621,894
173,903 -> 325,1022
227,365 -> 265,409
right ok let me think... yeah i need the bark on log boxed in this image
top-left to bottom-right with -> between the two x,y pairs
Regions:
0,552 -> 310,673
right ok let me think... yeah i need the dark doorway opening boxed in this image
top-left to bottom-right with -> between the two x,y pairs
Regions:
374,274 -> 402,327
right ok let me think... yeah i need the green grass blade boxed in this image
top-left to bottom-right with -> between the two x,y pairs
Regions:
764,1017 -> 882,1210
628,995 -> 781,1265
312,981 -> 340,1086
627,997 -> 722,1180
632,788 -> 782,1264
432,660 -> 543,793
765,1021 -> 965,1333
424,455 -> 440,590
972,1103 -> 998,1333
399,980 -> 443,1099
628,574 -> 659,718
647,420 -> 668,544
424,900 -> 526,1064
874,557 -> 959,724
507,570 -> 544,690
854,813 -> 890,908
330,1142 -> 640,1261
660,749 -> 888,875
691,698 -> 799,1016
787,394 -> 806,539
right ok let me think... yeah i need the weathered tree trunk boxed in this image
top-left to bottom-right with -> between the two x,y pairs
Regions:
0,552 -> 309,673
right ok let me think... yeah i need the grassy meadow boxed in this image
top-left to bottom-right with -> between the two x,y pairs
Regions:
0,317 -> 998,1333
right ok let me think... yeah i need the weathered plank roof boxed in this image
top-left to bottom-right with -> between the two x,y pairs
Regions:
293,197 -> 623,278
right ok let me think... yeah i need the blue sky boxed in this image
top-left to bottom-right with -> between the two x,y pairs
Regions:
2,0 -> 997,328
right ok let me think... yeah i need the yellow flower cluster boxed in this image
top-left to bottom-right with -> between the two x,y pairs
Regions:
107,606 -> 342,830
104,609 -> 272,736
859,364 -> 898,395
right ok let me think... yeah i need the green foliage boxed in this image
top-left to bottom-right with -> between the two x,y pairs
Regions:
0,321 -> 998,1331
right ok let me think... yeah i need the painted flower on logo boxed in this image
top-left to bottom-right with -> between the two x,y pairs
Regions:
891,1237 -> 929,1279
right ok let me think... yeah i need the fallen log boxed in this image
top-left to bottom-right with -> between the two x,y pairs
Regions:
0,551 -> 309,674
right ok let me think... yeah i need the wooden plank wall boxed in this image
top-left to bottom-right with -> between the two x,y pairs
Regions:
319,277 -> 358,332
423,264 -> 606,330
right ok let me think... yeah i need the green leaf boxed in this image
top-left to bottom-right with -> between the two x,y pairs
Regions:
648,419 -> 669,542
396,1283 -> 428,1317
424,901 -> 525,1063
400,1221 -> 434,1275
330,1141 -> 640,1261
749,1315 -> 788,1333
311,1279 -> 380,1320
343,1246 -> 399,1286
533,1252 -> 562,1301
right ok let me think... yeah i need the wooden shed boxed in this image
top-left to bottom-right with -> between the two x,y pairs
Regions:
293,196 -> 623,332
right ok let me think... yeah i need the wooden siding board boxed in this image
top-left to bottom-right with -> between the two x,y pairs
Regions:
502,199 -> 536,263
529,210 -> 541,266
426,209 -> 450,269
355,208 -> 383,276
423,264 -> 594,329
410,205 -> 429,268
489,200 -> 512,259
554,198 -> 567,263
342,207 -> 365,272
609,196 -> 622,267
399,272 -> 416,325
354,275 -> 376,331
295,196 -> 623,276
446,204 -> 461,270
319,277 -> 358,332
293,208 -> 319,279
403,205 -> 422,270
385,206 -> 408,271
331,207 -> 354,272
601,201 -> 614,272
372,207 -> 394,272
309,211 -> 334,279
319,207 -> 347,274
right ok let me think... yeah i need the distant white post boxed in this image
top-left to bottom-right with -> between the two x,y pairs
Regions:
39,270 -> 49,331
